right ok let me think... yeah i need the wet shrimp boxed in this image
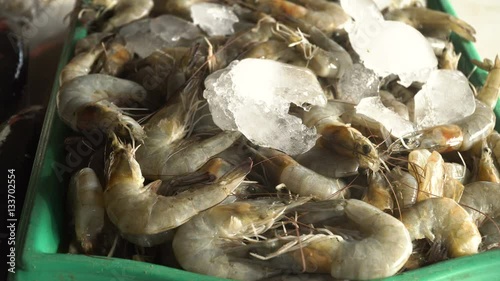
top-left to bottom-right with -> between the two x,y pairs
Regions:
408,150 -> 445,201
253,199 -> 412,280
460,181 -> 500,225
172,198 -> 309,281
94,37 -> 132,76
68,168 -> 105,254
135,75 -> 242,180
474,140 -> 500,183
362,172 -> 393,212
151,0 -> 205,19
294,101 -> 380,171
473,55 -> 500,109
75,32 -> 112,55
251,147 -> 346,200
86,0 -> 154,32
294,145 -> 359,178
391,100 -> 496,153
59,46 -> 104,85
438,42 -> 461,70
104,136 -> 252,246
401,197 -> 481,257
389,167 -> 418,208
384,7 -> 476,42
245,0 -> 350,35
57,74 -> 150,141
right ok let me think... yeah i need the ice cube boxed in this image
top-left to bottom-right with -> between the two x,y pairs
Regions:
191,3 -> 239,36
342,0 -> 438,86
337,63 -> 380,103
204,59 -> 327,155
414,69 -> 476,128
356,96 -> 416,138
119,15 -> 202,57
150,15 -> 202,43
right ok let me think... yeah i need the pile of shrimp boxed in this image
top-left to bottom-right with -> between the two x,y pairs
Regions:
60,0 -> 500,280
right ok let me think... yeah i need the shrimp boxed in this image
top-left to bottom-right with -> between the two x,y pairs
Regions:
401,197 -> 481,257
104,136 -> 252,246
95,37 -> 132,77
474,140 -> 500,183
379,90 -> 410,120
384,7 -> 476,42
135,74 -> 243,180
460,181 -> 500,225
478,218 -> 500,251
172,198 -> 309,281
362,172 -> 393,212
151,0 -> 205,19
389,167 -> 418,208
57,74 -> 150,141
247,0 -> 350,35
253,199 -> 412,280
59,46 -> 104,85
438,41 -> 461,70
488,131 -> 500,166
391,100 -> 496,153
68,168 -> 105,254
408,150 -> 445,201
473,55 -> 500,109
93,0 -> 154,32
251,147 -> 346,200
294,101 -> 380,171
294,145 -> 359,178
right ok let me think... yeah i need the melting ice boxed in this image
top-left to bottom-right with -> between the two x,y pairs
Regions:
204,59 -> 327,155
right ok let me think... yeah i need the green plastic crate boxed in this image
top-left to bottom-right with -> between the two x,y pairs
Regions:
10,1 -> 500,280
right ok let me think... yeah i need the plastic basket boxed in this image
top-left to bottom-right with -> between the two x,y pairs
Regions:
11,1 -> 500,280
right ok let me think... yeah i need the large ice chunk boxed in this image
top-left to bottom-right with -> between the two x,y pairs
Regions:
341,0 -> 437,86
191,3 -> 239,36
204,59 -> 327,155
337,63 -> 380,103
414,70 -> 476,128
356,96 -> 416,138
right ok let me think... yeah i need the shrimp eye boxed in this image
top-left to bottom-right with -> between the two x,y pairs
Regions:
361,144 -> 372,155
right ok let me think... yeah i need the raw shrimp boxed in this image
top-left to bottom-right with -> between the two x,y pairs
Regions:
151,0 -> 205,19
401,197 -> 481,257
253,199 -> 412,280
59,46 -> 104,85
95,0 -> 154,32
57,74 -> 150,141
389,167 -> 418,208
294,145 -> 359,178
104,136 -> 252,246
408,150 -> 444,201
473,55 -> 500,109
135,75 -> 243,180
379,90 -> 410,120
95,37 -> 132,76
460,181 -> 500,225
362,172 -> 393,212
247,0 -> 350,35
474,140 -> 500,183
488,131 -> 500,166
294,101 -> 380,171
172,198 -> 309,281
478,218 -> 500,251
391,100 -> 496,153
251,147 -> 346,200
68,168 -> 105,254
438,41 -> 460,70
384,7 -> 476,42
